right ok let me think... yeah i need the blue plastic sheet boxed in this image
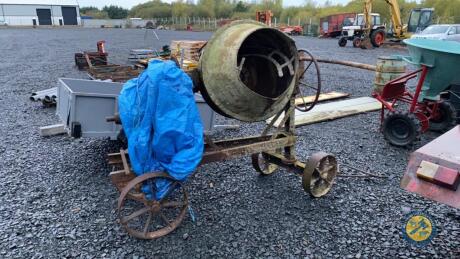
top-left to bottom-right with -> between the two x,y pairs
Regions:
118,60 -> 204,200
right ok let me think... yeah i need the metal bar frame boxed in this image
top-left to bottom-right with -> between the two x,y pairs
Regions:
200,96 -> 303,171
374,67 -> 434,125
410,66 -> 429,113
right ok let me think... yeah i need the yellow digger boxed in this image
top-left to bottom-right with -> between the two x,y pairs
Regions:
339,0 -> 434,48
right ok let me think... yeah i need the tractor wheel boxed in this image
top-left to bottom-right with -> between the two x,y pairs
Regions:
352,38 -> 361,48
383,111 -> 421,147
370,29 -> 385,48
429,101 -> 457,132
338,37 -> 347,47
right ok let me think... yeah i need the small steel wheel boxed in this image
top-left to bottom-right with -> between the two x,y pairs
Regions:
252,153 -> 279,175
296,49 -> 322,112
117,172 -> 188,239
302,152 -> 338,197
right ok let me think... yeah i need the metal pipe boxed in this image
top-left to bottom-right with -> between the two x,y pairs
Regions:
300,57 -> 376,71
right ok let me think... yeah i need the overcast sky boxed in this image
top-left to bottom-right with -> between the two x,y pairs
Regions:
77,0 -> 353,9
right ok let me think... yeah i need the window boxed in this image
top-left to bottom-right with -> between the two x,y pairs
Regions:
409,11 -> 421,28
419,11 -> 432,28
422,25 -> 449,34
355,15 -> 364,26
343,18 -> 354,26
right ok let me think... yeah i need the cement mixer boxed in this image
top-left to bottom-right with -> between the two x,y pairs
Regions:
108,20 -> 338,239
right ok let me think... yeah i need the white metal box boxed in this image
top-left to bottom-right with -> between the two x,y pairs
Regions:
57,78 -> 215,139
57,78 -> 123,139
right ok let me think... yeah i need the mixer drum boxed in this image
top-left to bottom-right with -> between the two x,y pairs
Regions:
199,20 -> 299,122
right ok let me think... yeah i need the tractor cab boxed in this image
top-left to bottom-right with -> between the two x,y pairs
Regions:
341,13 -> 382,38
354,13 -> 381,27
408,8 -> 434,33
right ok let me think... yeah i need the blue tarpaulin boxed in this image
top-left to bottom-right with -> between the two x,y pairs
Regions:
118,60 -> 204,200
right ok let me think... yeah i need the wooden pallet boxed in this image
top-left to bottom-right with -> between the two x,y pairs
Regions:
170,40 -> 207,61
87,65 -> 142,82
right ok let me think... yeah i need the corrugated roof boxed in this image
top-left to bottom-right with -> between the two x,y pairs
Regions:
0,0 -> 78,5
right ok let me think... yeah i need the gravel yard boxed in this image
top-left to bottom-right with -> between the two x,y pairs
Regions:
0,28 -> 459,258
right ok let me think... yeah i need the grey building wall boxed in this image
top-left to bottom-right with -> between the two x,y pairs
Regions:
0,4 -> 80,25
1,4 -> 79,16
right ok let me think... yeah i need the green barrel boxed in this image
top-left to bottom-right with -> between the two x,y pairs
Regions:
373,56 -> 406,94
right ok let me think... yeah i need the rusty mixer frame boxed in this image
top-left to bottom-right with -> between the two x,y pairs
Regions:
107,49 -> 339,240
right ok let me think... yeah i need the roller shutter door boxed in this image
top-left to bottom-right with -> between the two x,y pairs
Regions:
36,9 -> 52,25
62,7 -> 78,25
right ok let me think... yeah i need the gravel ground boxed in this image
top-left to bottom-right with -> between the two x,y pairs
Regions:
0,28 -> 459,258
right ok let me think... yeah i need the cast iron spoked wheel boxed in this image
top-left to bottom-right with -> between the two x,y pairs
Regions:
353,38 -> 362,48
429,101 -> 457,132
302,152 -> 338,198
296,49 -> 322,112
117,172 -> 188,240
383,111 -> 421,147
338,37 -> 347,47
251,152 -> 279,175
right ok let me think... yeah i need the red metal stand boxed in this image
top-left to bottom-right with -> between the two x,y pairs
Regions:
373,66 -> 441,133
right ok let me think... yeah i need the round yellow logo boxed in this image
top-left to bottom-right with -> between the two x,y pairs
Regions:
402,212 -> 436,246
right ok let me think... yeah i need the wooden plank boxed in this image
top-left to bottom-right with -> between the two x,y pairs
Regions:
40,124 -> 66,137
84,53 -> 93,68
294,91 -> 349,106
268,97 -> 384,127
109,170 -> 136,185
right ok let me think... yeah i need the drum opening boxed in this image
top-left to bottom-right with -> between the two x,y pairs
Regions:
237,29 -> 297,98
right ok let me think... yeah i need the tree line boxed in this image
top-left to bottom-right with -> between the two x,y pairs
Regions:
80,0 -> 460,24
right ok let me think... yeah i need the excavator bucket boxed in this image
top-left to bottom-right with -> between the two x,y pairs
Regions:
400,126 -> 460,208
360,38 -> 373,49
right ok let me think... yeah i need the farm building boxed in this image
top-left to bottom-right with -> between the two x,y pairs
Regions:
320,13 -> 356,38
0,0 -> 80,26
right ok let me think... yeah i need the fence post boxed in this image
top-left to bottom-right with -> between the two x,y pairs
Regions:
288,17 -> 290,26
274,17 -> 277,27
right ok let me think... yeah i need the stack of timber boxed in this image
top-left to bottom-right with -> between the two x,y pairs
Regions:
129,46 -> 171,63
87,65 -> 142,82
30,87 -> 58,107
128,49 -> 157,62
170,40 -> 207,61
